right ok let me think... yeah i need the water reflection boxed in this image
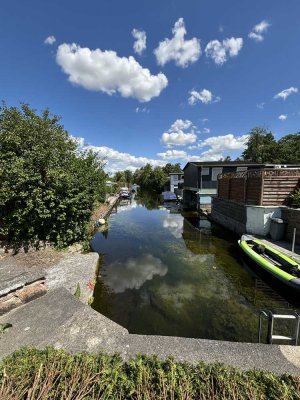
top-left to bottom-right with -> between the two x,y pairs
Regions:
91,194 -> 299,342
163,213 -> 183,239
101,254 -> 168,293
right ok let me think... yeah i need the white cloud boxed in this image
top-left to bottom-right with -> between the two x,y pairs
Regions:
198,134 -> 249,152
202,127 -> 210,134
154,18 -> 201,68
56,43 -> 168,102
188,89 -> 221,105
75,137 -> 166,173
205,37 -> 243,65
157,149 -> 187,160
136,106 -> 149,113
132,29 -> 146,55
274,87 -> 298,101
161,131 -> 197,147
249,20 -> 271,42
160,119 -> 197,147
257,102 -> 265,109
44,35 -> 56,45
278,114 -> 287,121
170,119 -> 193,131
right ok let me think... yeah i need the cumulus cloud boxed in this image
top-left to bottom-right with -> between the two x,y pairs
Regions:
278,114 -> 287,121
188,89 -> 221,105
198,134 -> 249,153
205,37 -> 243,65
157,149 -> 187,160
132,29 -> 147,55
56,43 -> 168,102
248,20 -> 271,42
44,35 -> 56,45
154,18 -> 201,67
75,137 -> 165,173
102,254 -> 168,293
202,127 -> 210,134
274,87 -> 298,101
160,119 -> 197,147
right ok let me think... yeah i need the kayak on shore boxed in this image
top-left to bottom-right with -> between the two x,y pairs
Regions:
238,234 -> 300,291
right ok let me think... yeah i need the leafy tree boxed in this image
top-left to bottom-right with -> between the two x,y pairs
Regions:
0,103 -> 106,250
162,163 -> 182,175
277,133 -> 300,163
242,127 -> 277,163
124,170 -> 133,186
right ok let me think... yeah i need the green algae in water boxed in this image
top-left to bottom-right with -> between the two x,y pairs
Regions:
91,195 -> 299,342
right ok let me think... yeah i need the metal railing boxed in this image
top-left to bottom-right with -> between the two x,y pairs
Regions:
258,310 -> 300,345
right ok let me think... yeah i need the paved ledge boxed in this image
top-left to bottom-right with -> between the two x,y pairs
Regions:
0,287 -> 128,359
1,288 -> 300,375
46,252 -> 99,303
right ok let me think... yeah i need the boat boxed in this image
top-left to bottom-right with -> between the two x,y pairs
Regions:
160,191 -> 178,202
119,187 -> 131,199
238,234 -> 300,291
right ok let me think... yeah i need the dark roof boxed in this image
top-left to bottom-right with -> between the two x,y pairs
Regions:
182,161 -> 300,170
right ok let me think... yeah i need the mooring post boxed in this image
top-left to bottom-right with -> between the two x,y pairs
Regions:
292,228 -> 296,254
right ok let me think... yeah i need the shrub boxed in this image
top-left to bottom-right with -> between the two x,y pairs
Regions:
0,103 -> 106,250
0,347 -> 300,399
291,189 -> 300,206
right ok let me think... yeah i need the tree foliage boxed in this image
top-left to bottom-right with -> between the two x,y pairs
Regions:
242,127 -> 300,163
0,104 -> 106,250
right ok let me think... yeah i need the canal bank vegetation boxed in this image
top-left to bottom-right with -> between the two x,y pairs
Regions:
1,348 -> 299,400
113,163 -> 182,192
0,103 -> 107,251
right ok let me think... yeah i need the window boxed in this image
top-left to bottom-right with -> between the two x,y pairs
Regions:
201,167 -> 209,175
236,167 -> 248,172
212,167 -> 223,181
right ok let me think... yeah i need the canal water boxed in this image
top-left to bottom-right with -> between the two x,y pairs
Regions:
91,193 -> 298,343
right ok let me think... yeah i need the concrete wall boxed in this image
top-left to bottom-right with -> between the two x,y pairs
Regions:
281,207 -> 300,244
211,197 -> 281,236
211,198 -> 247,235
246,206 -> 281,236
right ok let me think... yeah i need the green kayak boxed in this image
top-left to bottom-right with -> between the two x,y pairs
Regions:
238,235 -> 300,291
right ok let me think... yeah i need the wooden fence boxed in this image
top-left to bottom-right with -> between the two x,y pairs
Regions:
218,169 -> 300,206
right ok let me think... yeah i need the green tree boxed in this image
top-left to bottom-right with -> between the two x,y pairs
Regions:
162,163 -> 182,175
277,133 -> 300,163
124,170 -> 133,186
0,103 -> 106,250
242,127 -> 277,163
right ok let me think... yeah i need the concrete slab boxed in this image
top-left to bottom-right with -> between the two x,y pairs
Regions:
0,287 -> 128,359
0,264 -> 45,297
46,252 -> 99,303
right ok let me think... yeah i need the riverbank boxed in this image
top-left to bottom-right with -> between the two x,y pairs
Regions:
91,195 -> 119,222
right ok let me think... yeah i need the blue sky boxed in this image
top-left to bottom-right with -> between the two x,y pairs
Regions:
1,0 -> 300,172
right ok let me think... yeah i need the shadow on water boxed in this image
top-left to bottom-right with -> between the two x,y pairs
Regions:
90,192 -> 299,343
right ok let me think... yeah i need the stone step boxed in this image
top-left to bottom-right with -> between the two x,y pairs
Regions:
0,287 -> 128,359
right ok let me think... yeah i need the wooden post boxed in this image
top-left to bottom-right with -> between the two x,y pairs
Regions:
259,170 -> 264,206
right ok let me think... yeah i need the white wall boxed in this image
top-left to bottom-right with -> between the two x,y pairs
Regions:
246,206 -> 281,236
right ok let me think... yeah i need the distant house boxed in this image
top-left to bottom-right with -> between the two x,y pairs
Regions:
182,161 -> 300,207
169,172 -> 184,193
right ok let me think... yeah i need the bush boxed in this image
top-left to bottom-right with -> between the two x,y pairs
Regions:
291,189 -> 300,206
0,103 -> 106,250
0,347 -> 299,399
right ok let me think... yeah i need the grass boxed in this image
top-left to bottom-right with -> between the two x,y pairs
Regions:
1,348 -> 300,399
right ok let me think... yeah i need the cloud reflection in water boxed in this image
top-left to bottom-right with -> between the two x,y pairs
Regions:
102,254 -> 168,293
